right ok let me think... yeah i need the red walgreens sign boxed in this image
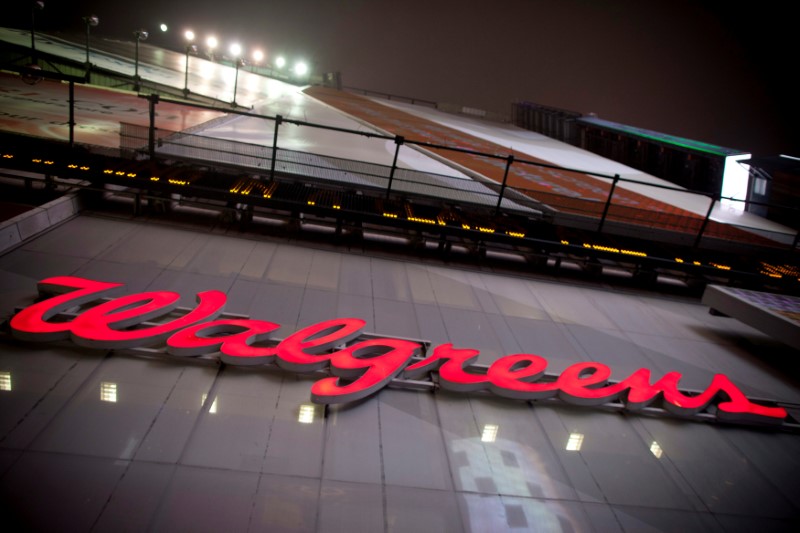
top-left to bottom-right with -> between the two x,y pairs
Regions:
9,276 -> 788,426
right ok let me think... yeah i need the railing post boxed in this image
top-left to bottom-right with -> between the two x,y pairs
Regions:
597,174 -> 619,234
495,154 -> 514,215
68,81 -> 75,148
269,114 -> 282,180
147,94 -> 159,158
385,135 -> 404,198
792,230 -> 800,251
694,196 -> 716,248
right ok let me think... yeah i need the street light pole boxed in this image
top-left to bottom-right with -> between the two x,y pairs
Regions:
83,15 -> 99,66
229,43 -> 243,107
30,1 -> 44,64
233,59 -> 243,106
133,29 -> 148,91
183,30 -> 195,97
82,14 -> 99,83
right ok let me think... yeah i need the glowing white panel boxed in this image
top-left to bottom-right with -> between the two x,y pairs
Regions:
720,154 -> 752,211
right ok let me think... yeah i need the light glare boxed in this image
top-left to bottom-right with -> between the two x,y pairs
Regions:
184,30 -> 195,42
650,441 -> 663,459
566,433 -> 584,451
230,43 -> 242,57
294,61 -> 308,76
481,424 -> 499,442
202,393 -> 218,414
101,382 -> 117,403
206,36 -> 218,49
298,404 -> 315,424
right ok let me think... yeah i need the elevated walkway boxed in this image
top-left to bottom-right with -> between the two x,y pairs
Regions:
1,28 -> 798,294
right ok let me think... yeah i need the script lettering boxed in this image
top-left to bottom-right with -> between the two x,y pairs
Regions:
487,354 -> 559,400
275,318 -> 365,372
167,319 -> 282,365
405,343 -> 489,392
7,276 -> 789,425
11,276 -> 123,342
312,338 -> 422,403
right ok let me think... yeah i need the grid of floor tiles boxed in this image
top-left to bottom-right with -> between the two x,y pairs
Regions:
1,215 -> 798,532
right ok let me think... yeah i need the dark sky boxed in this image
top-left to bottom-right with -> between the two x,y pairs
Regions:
9,0 -> 796,155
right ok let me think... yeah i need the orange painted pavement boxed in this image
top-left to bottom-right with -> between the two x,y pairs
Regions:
0,73 -> 224,148
304,87 -> 777,246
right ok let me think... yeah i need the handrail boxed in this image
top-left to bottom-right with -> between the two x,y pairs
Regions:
148,95 -> 765,201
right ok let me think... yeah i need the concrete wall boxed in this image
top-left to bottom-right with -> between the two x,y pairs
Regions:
0,192 -> 83,255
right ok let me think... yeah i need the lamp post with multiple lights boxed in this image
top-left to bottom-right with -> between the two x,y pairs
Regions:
70,19 -> 309,101
133,29 -> 148,91
230,42 -> 243,107
183,30 -> 195,97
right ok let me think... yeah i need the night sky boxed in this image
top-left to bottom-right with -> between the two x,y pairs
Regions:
8,1 -> 795,156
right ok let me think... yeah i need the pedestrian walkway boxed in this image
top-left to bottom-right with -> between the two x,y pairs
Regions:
304,87 -> 785,246
0,72 -> 223,148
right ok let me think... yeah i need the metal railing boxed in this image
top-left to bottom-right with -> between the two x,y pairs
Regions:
117,94 -> 800,251
343,86 -> 438,108
3,69 -> 797,251
120,122 -> 536,214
